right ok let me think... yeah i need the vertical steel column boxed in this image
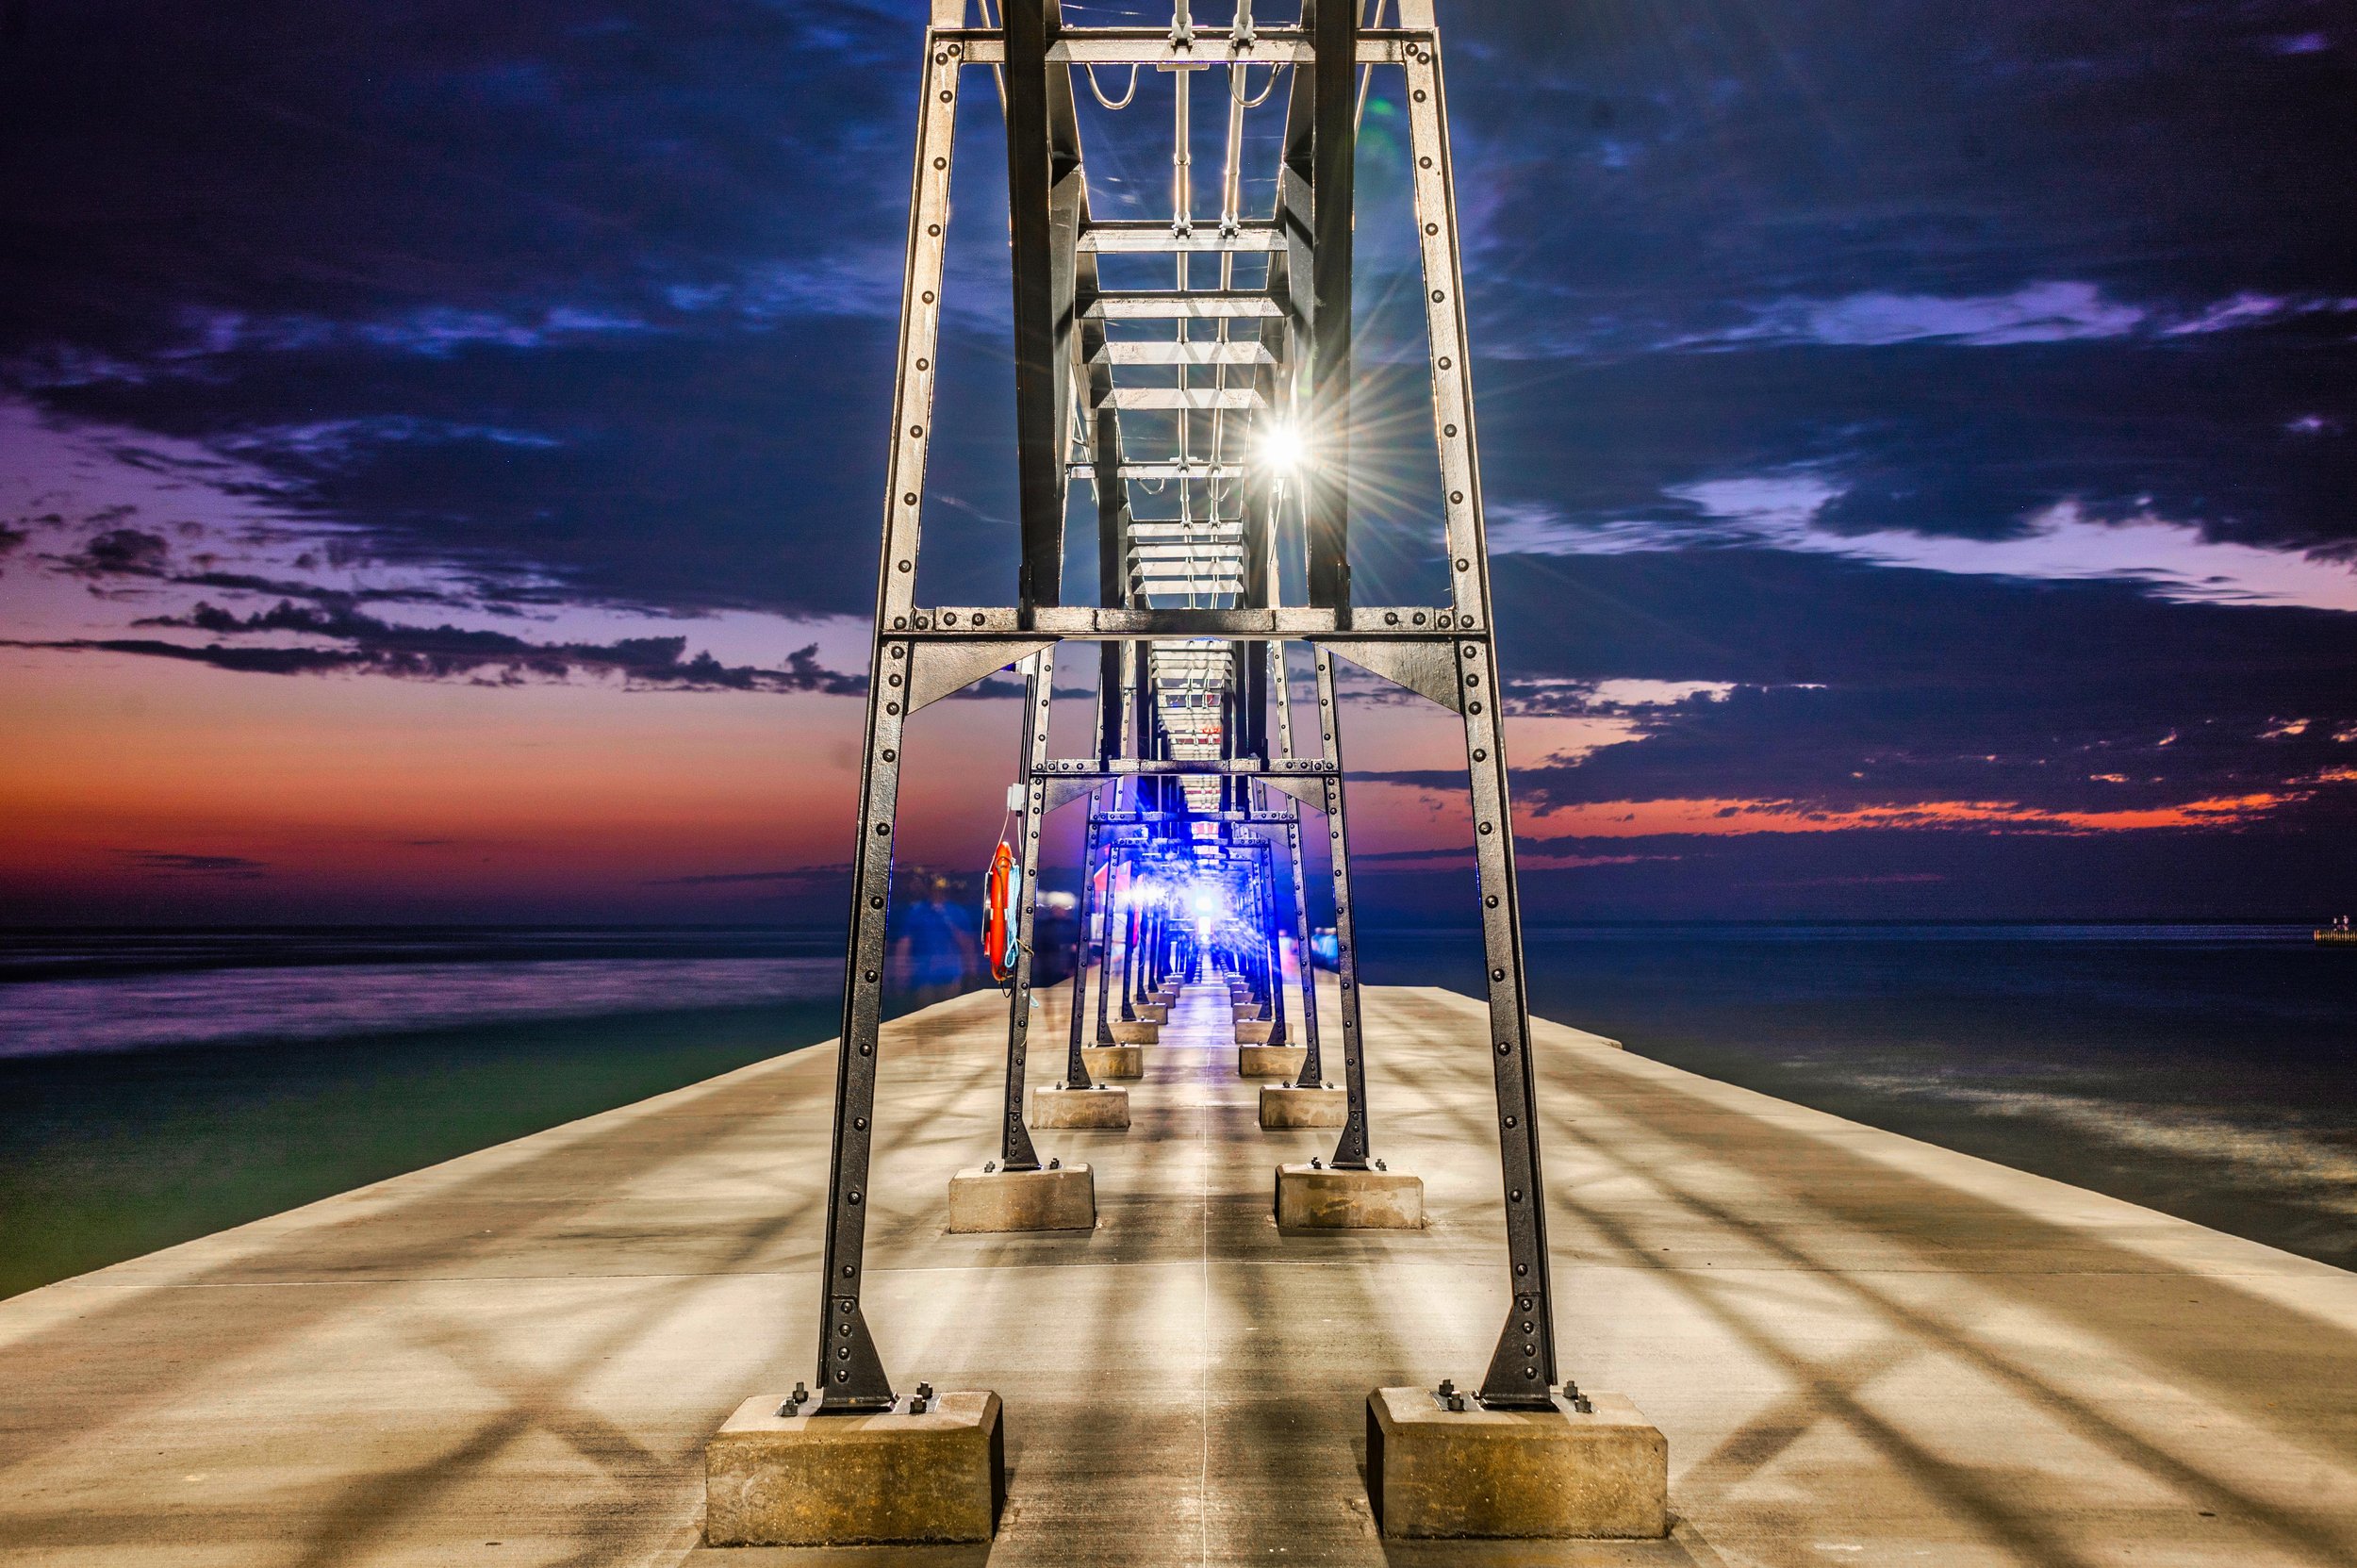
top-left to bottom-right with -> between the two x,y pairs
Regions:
997,651 -> 1055,1171
1258,838 -> 1286,1041
810,21 -> 965,1415
1304,0 -> 1355,619
1261,807 -> 1290,1046
1262,854 -> 1278,1013
1096,834 -> 1124,1043
1063,804 -> 1101,1087
810,0 -> 1560,1426
1118,872 -> 1141,1021
1400,10 -> 1558,1409
1003,0 -> 1075,622
1314,647 -> 1375,1169
1276,654 -> 1325,1085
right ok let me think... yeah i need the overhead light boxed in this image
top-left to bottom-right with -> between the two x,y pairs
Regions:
1260,420 -> 1306,474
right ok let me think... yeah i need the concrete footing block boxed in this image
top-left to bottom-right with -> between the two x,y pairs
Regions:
1364,1386 -> 1666,1540
1134,1001 -> 1168,1024
947,1164 -> 1096,1232
704,1391 -> 1005,1546
1274,1163 -> 1425,1229
1080,1044 -> 1143,1080
1029,1085 -> 1129,1129
1234,1019 -> 1277,1045
1259,1084 -> 1347,1128
1238,1044 -> 1308,1079
1107,1020 -> 1160,1046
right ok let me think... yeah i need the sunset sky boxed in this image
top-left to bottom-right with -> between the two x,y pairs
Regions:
3,0 -> 2354,925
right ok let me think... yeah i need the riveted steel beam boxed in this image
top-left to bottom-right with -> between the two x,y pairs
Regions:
814,0 -> 1566,1425
885,606 -> 1486,638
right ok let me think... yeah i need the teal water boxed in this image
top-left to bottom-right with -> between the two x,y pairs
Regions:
4,922 -> 2353,1301
0,1001 -> 837,1298
1360,922 -> 2357,1271
0,926 -> 891,1299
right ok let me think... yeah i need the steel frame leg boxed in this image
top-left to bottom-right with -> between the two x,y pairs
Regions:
1402,26 -> 1560,1408
1063,806 -> 1100,1087
808,26 -> 965,1415
1274,652 -> 1325,1087
1262,842 -> 1290,1044
1283,812 -> 1322,1084
1117,891 -> 1140,1022
1095,846 -> 1121,1044
1313,648 -> 1375,1170
997,650 -> 1054,1172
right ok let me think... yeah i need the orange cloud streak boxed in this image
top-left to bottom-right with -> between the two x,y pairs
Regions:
1520,792 -> 2296,838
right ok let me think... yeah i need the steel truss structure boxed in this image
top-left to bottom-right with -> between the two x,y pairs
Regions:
815,0 -> 1561,1413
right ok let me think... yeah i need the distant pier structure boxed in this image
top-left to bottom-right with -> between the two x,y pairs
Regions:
703,0 -> 1667,1546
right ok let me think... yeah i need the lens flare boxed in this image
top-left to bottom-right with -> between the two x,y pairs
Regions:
1260,420 -> 1306,473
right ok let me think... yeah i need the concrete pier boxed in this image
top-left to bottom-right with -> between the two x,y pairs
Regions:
1237,1042 -> 1308,1079
1259,1081 -> 1348,1128
1029,1083 -> 1129,1129
4,971 -> 2356,1564
1079,1043 -> 1143,1080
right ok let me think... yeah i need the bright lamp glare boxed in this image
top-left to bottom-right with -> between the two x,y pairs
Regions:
1261,421 -> 1306,473
1191,889 -> 1219,916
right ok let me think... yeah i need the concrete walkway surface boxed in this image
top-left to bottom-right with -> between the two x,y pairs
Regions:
2,976 -> 2355,1566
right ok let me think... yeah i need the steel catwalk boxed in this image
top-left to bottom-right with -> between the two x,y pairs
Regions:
813,0 -> 1567,1414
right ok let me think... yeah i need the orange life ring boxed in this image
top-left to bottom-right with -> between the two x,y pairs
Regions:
983,840 -> 1018,984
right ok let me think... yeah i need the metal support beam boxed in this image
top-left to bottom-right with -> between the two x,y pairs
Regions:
1005,0 -> 1076,619
998,651 -> 1055,1170
1311,648 -> 1373,1169
1304,0 -> 1355,618
1032,756 -> 1337,777
811,0 -> 1567,1424
951,27 -> 1421,67
889,606 -> 1484,639
1274,654 -> 1324,1082
1397,12 -> 1559,1406
1064,804 -> 1102,1086
809,23 -> 969,1415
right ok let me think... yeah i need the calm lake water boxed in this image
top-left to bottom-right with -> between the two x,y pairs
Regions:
2,922 -> 2351,1299
1360,922 -> 2357,1271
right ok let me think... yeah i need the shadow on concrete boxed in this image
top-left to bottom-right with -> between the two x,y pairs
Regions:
1392,988 -> 2357,1567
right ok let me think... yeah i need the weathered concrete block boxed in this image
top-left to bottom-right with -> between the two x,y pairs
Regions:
1259,1084 -> 1346,1128
1107,1019 -> 1160,1046
1234,1019 -> 1277,1045
947,1164 -> 1096,1233
1365,1387 -> 1666,1540
1238,1044 -> 1307,1079
1080,1044 -> 1143,1080
1134,1001 -> 1168,1024
1274,1163 -> 1425,1229
705,1391 -> 1005,1546
1029,1085 -> 1129,1129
